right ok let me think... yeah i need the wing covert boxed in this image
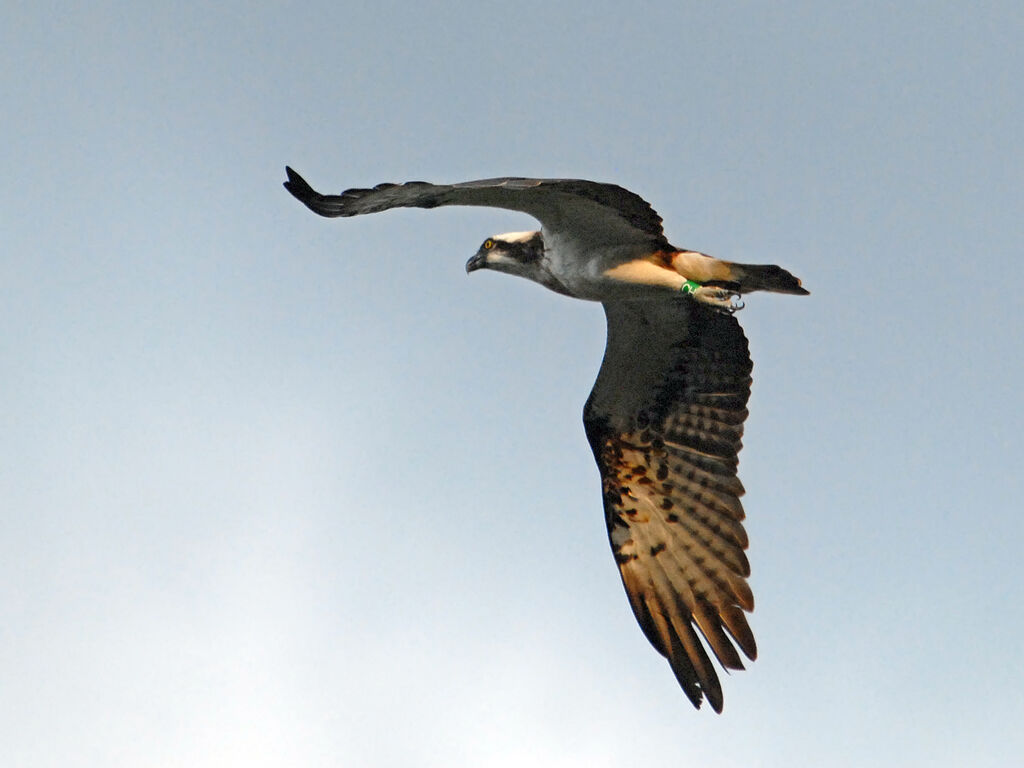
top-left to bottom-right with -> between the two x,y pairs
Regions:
283,167 -> 669,249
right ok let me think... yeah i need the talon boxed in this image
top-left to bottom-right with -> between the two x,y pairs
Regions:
689,285 -> 744,312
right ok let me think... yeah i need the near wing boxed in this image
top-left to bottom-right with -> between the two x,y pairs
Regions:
283,167 -> 669,249
583,298 -> 756,713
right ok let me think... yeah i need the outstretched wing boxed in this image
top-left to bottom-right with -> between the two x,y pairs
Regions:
283,167 -> 669,249
583,298 -> 756,713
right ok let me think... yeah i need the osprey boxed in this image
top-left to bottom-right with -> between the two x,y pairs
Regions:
283,167 -> 808,712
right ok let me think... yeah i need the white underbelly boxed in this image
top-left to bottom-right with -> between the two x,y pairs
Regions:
546,241 -> 685,301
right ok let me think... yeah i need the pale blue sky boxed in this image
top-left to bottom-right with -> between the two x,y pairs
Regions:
2,2 -> 1022,766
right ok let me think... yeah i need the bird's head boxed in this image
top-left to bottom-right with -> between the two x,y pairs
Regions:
465,231 -> 545,281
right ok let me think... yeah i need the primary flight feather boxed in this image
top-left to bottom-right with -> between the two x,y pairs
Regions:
283,166 -> 808,712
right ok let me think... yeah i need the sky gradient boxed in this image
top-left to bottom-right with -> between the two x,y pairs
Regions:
3,2 -> 1023,766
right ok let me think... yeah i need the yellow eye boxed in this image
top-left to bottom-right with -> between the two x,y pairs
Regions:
483,239 -> 494,250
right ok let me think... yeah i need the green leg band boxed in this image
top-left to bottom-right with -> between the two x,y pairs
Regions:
680,280 -> 701,294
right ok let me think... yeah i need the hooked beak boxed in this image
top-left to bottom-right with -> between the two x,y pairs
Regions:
465,252 -> 488,273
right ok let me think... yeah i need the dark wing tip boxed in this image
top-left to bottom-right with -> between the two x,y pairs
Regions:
283,166 -> 348,217
283,165 -> 310,198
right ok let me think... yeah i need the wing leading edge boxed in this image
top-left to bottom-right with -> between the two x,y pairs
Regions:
284,167 -> 670,249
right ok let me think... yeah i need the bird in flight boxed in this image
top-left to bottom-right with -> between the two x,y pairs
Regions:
283,167 -> 808,712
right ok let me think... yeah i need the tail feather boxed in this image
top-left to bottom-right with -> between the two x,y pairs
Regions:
730,263 -> 809,295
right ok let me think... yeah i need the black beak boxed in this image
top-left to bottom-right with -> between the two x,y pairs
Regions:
466,252 -> 487,273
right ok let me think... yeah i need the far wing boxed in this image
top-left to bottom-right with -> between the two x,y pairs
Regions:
283,167 -> 669,249
583,297 -> 756,713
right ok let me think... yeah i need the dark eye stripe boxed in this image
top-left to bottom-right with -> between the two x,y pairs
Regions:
514,235 -> 543,263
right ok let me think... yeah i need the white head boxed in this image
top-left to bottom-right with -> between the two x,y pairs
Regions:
465,229 -> 575,297
465,230 -> 545,281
